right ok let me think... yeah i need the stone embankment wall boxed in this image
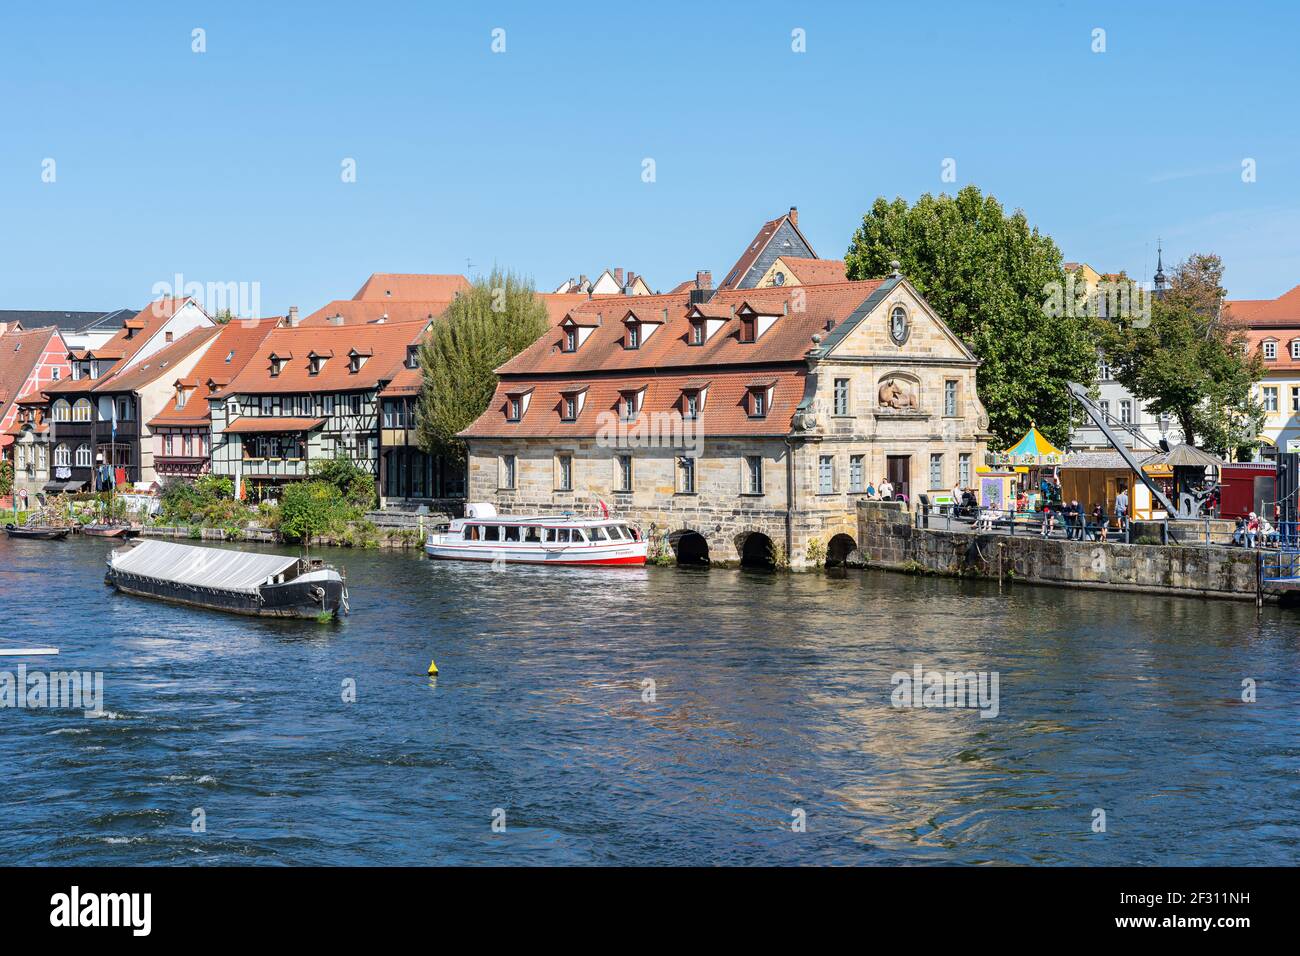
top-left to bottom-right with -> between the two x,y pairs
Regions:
857,500 -> 1264,601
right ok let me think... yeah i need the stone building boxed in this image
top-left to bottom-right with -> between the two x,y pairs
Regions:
460,265 -> 991,569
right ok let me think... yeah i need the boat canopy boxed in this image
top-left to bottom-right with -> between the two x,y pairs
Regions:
110,539 -> 300,594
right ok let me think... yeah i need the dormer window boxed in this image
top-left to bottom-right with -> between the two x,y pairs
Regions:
563,326 -> 578,352
620,391 -> 638,422
270,355 -> 286,377
1263,340 -> 1278,360
1292,340 -> 1300,360
562,395 -> 578,421
746,382 -> 774,419
739,316 -> 756,343
684,391 -> 699,420
689,320 -> 704,346
349,349 -> 371,373
175,385 -> 188,410
308,351 -> 330,375
406,345 -> 420,369
508,397 -> 522,422
626,322 -> 640,349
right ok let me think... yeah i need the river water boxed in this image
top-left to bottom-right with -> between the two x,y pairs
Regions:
1,535 -> 1297,865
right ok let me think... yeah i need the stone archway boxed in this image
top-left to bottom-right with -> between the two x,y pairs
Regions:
826,532 -> 858,567
671,530 -> 711,566
739,531 -> 776,569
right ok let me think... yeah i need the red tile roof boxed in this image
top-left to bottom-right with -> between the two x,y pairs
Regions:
1224,284 -> 1300,327
223,416 -> 327,434
1246,328 -> 1300,371
45,298 -> 200,396
216,318 -> 428,396
93,325 -> 223,393
0,326 -> 63,426
465,280 -> 888,440
148,318 -> 280,427
780,257 -> 847,285
496,281 -> 884,377
461,368 -> 806,439
351,273 -> 470,302
301,299 -> 452,327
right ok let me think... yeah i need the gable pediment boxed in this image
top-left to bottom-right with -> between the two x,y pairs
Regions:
822,279 -> 974,363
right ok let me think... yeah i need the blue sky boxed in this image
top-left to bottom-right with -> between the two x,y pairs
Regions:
1,0 -> 1297,314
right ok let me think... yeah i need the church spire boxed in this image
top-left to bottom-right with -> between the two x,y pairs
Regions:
1153,239 -> 1167,297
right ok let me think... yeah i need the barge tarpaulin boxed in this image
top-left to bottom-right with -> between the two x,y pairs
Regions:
109,539 -> 300,593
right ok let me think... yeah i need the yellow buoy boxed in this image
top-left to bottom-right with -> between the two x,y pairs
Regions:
427,659 -> 439,676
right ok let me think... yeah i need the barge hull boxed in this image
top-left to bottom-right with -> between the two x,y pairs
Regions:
106,570 -> 343,618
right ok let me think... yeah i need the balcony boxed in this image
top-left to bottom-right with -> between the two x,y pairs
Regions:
239,457 -> 308,479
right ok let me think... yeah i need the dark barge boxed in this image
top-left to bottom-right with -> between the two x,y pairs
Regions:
105,539 -> 347,619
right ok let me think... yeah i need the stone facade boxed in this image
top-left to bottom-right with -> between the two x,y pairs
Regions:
857,500 -> 1263,600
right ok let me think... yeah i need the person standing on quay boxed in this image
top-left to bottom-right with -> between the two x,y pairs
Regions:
1115,485 -> 1130,537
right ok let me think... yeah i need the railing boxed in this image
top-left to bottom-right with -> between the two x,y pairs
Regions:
914,504 -> 1295,550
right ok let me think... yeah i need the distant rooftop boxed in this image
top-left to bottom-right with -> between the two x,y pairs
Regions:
0,308 -> 138,333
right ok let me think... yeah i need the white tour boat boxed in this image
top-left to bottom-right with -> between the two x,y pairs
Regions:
424,503 -> 647,566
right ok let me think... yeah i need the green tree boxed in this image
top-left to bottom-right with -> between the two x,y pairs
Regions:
310,453 -> 376,509
278,481 -> 352,542
1100,253 -> 1263,456
415,268 -> 549,463
844,186 -> 1097,447
0,460 -> 13,498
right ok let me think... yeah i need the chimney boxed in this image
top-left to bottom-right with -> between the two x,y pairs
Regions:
788,206 -> 798,227
579,274 -> 588,291
696,270 -> 712,290
287,305 -> 299,327
614,267 -> 624,286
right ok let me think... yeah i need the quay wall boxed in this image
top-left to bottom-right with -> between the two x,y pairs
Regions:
856,500 -> 1263,601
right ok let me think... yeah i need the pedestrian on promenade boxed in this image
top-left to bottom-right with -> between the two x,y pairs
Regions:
1232,517 -> 1247,547
1246,512 -> 1260,548
880,478 -> 893,500
1092,502 -> 1108,542
866,481 -> 877,499
1041,504 -> 1055,538
1115,485 -> 1130,536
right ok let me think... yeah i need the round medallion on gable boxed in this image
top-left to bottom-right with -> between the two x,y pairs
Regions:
888,304 -> 910,346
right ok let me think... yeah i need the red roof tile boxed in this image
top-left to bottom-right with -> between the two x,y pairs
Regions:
780,257 -> 847,285
223,416 -> 327,434
496,281 -> 883,377
93,325 -> 222,393
1224,284 -> 1300,327
351,273 -> 470,302
45,298 -> 200,396
301,299 -> 452,327
216,318 -> 427,396
148,318 -> 280,427
0,326 -> 63,426
461,369 -> 807,439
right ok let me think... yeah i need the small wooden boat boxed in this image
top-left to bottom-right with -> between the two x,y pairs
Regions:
4,523 -> 71,540
105,538 -> 347,618
425,503 -> 647,567
82,523 -> 136,538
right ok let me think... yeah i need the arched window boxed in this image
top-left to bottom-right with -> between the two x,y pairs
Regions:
73,398 -> 93,422
54,443 -> 71,467
75,444 -> 92,467
52,399 -> 71,422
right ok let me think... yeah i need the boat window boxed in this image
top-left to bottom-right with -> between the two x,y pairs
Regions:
524,526 -> 541,542
465,524 -> 479,540
589,526 -> 609,542
608,525 -> 626,540
484,525 -> 500,541
557,528 -> 570,543
572,528 -> 588,543
544,528 -> 557,543
503,525 -> 520,542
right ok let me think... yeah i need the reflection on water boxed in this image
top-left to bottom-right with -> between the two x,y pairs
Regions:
1,536 -> 1298,865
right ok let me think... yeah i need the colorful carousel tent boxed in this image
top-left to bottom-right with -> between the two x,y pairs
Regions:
986,425 -> 1065,468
